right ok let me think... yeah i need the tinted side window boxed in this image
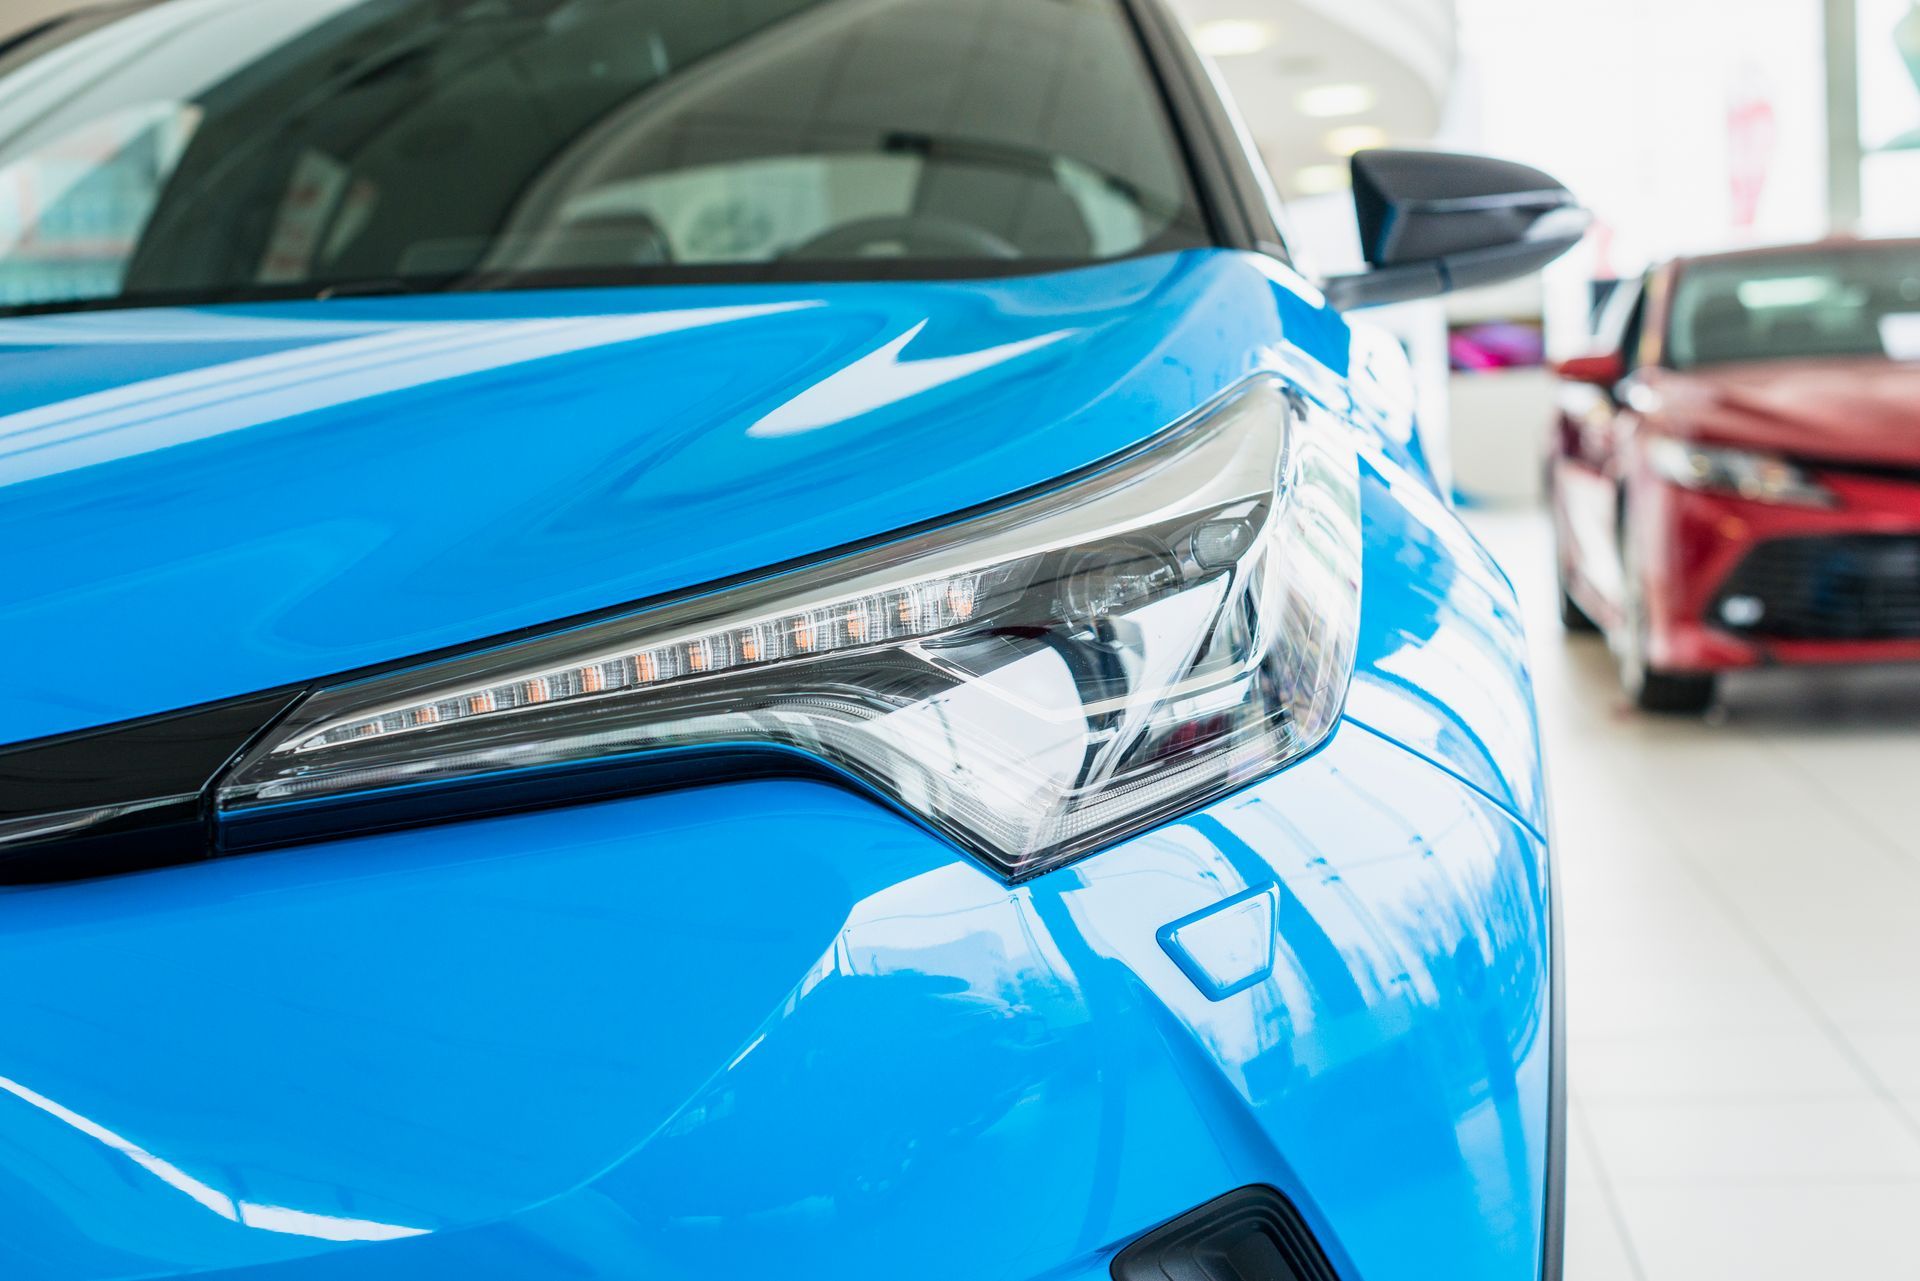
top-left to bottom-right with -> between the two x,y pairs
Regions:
1618,287 -> 1647,372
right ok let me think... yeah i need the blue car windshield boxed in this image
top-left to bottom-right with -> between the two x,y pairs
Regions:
0,0 -> 1211,314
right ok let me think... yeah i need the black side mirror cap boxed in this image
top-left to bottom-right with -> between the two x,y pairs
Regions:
1322,149 -> 1591,311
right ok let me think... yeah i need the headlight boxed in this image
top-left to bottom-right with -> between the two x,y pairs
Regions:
1645,438 -> 1835,508
217,380 -> 1361,881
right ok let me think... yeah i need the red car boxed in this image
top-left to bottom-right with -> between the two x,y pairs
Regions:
1549,238 -> 1920,712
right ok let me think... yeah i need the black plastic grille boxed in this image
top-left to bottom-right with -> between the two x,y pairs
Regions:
1812,459 -> 1920,487
1112,1187 -> 1339,1281
1713,536 -> 1920,641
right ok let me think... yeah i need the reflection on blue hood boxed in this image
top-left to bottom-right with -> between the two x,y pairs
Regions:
0,251 -> 1347,743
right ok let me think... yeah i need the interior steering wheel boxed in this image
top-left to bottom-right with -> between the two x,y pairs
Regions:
785,215 -> 1020,261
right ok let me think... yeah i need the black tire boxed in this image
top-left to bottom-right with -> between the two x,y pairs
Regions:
1547,475 -> 1600,635
1614,503 -> 1716,715
1559,584 -> 1601,634
1632,669 -> 1718,715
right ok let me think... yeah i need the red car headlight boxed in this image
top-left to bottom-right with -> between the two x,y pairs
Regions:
1646,438 -> 1836,509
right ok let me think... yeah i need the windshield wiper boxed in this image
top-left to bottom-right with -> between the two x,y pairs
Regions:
310,276 -> 461,300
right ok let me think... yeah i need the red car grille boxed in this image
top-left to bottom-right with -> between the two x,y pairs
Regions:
1713,535 -> 1920,641
1810,459 -> 1920,487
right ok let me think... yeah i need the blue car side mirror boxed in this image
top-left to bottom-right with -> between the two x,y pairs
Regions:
1323,149 -> 1591,311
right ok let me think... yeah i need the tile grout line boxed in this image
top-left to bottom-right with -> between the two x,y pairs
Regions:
1668,849 -> 1920,1147
1570,1103 -> 1653,1281
1608,717 -> 1920,1143
1557,751 -> 1920,1161
1750,733 -> 1920,875
1469,509 -> 1920,1233
1647,722 -> 1920,1140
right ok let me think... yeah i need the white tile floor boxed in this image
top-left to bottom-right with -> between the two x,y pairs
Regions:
1465,508 -> 1920,1281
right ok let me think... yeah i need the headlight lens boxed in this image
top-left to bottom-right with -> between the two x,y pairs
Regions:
1645,438 -> 1835,508
217,380 -> 1361,881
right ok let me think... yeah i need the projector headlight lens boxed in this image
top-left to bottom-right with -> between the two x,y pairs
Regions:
217,380 -> 1361,880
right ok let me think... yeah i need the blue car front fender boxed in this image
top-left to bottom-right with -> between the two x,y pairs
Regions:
0,710 -> 1551,1281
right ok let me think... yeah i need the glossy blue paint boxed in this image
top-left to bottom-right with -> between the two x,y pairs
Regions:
1345,445 -> 1549,836
1,245 -> 1557,1280
0,723 -> 1548,1281
1158,883 -> 1281,1001
0,250 -> 1394,746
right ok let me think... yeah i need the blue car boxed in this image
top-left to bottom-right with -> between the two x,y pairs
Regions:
0,2 -> 1584,1279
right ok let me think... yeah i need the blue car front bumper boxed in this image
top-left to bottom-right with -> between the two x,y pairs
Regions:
0,717 -> 1552,1281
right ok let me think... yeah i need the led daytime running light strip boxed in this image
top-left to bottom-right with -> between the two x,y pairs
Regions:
291,572 -> 987,753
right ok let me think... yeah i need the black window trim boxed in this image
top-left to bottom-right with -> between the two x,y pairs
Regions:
1122,0 -> 1291,264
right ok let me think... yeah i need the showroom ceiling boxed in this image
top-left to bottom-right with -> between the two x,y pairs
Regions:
1167,0 -> 1457,197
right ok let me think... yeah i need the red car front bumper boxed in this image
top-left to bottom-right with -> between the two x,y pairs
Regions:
1639,470 -> 1920,672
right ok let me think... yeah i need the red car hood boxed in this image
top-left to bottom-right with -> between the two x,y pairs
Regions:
1652,359 -> 1920,466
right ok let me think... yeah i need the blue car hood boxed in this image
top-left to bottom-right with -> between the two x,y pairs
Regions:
0,251 -> 1330,745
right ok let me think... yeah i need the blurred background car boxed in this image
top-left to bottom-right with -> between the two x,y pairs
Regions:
1550,238 -> 1920,711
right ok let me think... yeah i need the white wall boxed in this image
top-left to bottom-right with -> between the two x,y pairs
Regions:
1858,0 -> 1920,235
1448,369 -> 1554,504
1446,0 -> 1829,275
1432,0 -> 1831,508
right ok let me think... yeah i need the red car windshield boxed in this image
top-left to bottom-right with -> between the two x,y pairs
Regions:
1669,244 -> 1920,370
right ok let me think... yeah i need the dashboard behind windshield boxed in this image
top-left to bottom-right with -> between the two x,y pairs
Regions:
1669,244 -> 1920,370
0,0 -> 1210,314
